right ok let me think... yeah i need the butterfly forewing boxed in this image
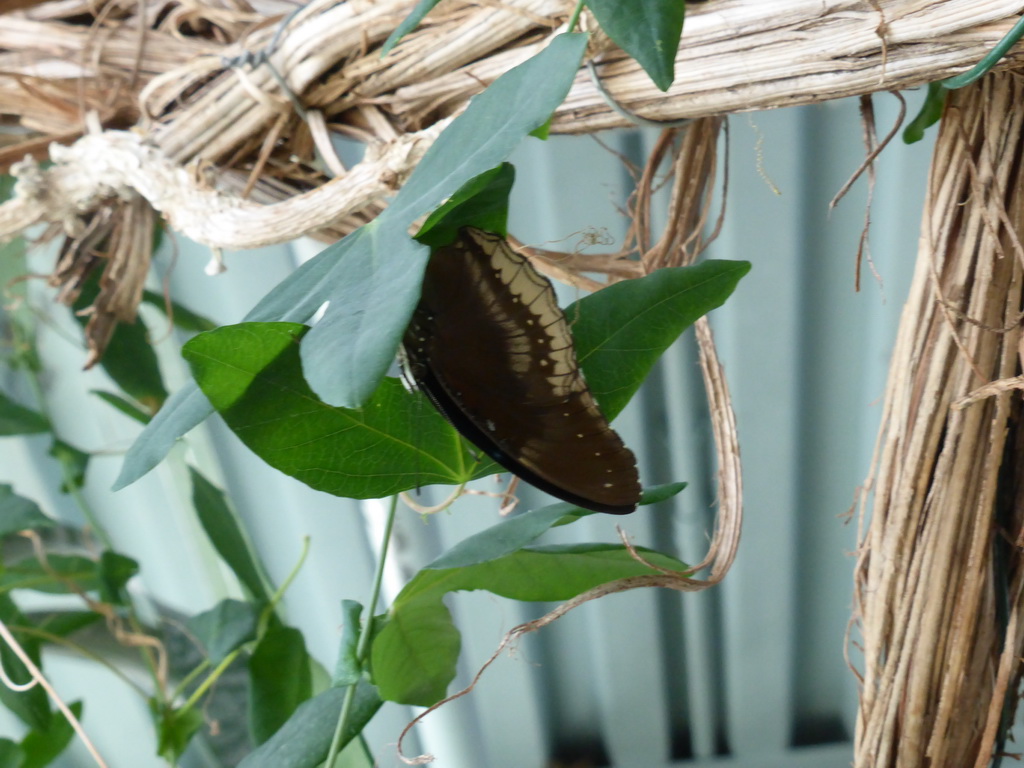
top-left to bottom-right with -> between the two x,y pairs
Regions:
402,228 -> 641,514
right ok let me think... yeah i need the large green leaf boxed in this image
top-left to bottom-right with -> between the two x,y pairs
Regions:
300,33 -> 589,409
372,543 -> 689,705
184,323 -> 479,498
570,259 -> 750,420
429,482 -> 685,569
248,625 -> 313,745
238,682 -> 382,768
115,33 -> 589,489
189,468 -> 272,603
586,0 -> 685,91
185,257 -> 749,498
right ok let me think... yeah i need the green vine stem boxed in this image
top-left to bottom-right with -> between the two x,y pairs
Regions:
325,495 -> 399,766
566,0 -> 585,33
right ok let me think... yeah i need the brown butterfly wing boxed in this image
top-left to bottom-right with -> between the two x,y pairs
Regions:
402,228 -> 641,514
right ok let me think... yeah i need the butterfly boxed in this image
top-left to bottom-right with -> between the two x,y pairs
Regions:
401,227 -> 641,514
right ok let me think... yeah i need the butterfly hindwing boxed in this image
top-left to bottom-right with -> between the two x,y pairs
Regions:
402,227 -> 641,514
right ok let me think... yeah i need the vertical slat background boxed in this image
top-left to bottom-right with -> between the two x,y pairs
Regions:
1,91 -> 946,767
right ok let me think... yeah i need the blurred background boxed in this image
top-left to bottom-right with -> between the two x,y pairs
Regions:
2,90 -> 934,767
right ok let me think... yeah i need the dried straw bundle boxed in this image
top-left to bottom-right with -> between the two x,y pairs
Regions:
854,71 -> 1024,768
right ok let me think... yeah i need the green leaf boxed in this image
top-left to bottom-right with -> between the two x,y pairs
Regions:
113,383 -> 210,490
372,543 -> 689,705
187,599 -> 258,664
154,703 -> 204,764
380,0 -> 443,55
96,551 -> 138,605
415,163 -> 515,247
0,554 -> 102,595
248,625 -> 313,745
239,682 -> 382,768
571,259 -> 751,420
115,33 -> 589,486
0,596 -> 50,731
184,323 -> 479,498
300,33 -> 589,409
0,487 -> 54,537
48,440 -> 88,493
21,700 -> 82,768
333,600 -> 363,686
430,482 -> 686,569
0,393 -> 48,436
903,81 -> 947,144
0,739 -> 24,768
529,116 -> 553,140
586,0 -> 685,91
189,468 -> 272,603
141,290 -> 217,332
71,275 -> 168,412
90,390 -> 152,424
36,611 -> 102,638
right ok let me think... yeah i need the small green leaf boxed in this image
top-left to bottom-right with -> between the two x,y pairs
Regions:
380,0 -> 443,55
0,554 -> 101,595
187,599 -> 258,664
529,116 -> 553,140
189,468 -> 271,603
97,551 -> 138,605
903,81 -> 946,144
0,487 -> 54,537
141,290 -> 217,332
0,393 -> 48,436
0,596 -> 50,731
586,0 -> 685,91
248,625 -> 313,745
415,163 -> 515,247
48,440 -> 88,493
0,739 -> 24,768
90,390 -> 152,424
36,611 -> 102,638
429,482 -> 686,569
333,601 -> 364,686
184,323 -> 478,498
20,700 -> 82,768
239,682 -> 382,768
372,543 -> 689,705
571,260 -> 751,420
71,276 -> 168,412
154,703 -> 204,764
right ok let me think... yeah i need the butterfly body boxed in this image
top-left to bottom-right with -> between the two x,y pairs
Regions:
402,228 -> 641,514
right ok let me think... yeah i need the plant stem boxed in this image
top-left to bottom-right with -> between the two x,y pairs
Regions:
942,14 -> 1024,89
325,495 -> 399,766
566,0 -> 586,33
